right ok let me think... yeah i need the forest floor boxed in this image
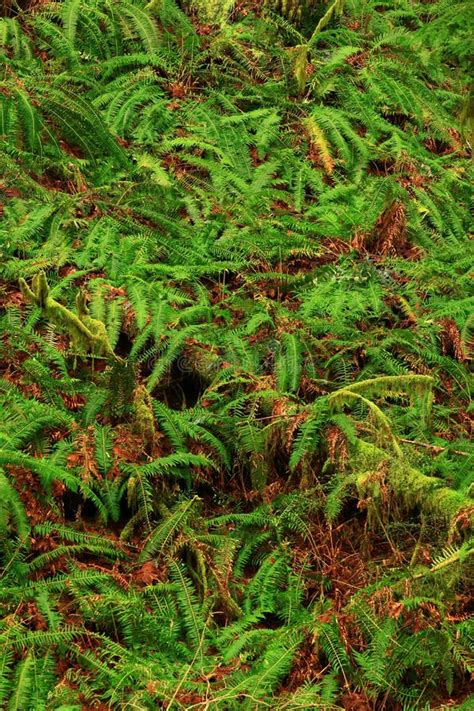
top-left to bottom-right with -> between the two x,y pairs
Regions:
0,0 -> 473,708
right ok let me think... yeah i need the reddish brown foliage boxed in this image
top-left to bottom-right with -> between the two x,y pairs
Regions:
439,318 -> 465,361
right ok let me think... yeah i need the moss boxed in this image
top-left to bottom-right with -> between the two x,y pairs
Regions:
19,272 -> 117,360
133,384 -> 155,445
355,440 -> 473,527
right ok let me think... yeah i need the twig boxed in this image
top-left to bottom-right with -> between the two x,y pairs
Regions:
399,438 -> 470,457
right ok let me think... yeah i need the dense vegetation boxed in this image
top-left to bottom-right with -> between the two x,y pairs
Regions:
0,0 -> 473,708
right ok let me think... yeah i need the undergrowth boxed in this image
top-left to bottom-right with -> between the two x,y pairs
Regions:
0,0 -> 472,708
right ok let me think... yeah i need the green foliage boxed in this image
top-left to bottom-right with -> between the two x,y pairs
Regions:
0,0 -> 472,708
